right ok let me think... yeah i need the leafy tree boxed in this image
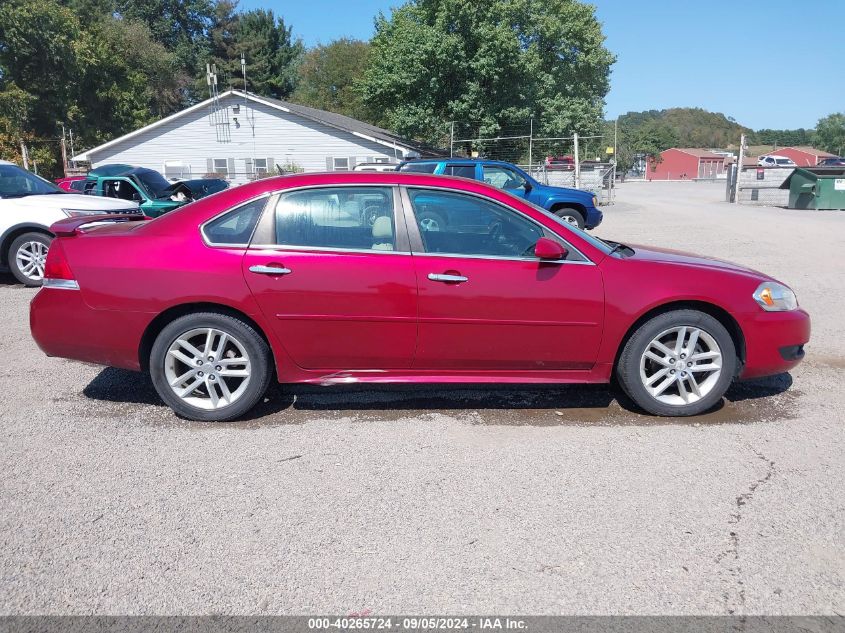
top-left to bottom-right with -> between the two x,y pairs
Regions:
202,7 -> 303,99
751,128 -> 813,147
359,0 -> 615,146
291,39 -> 371,119
813,113 -> 845,156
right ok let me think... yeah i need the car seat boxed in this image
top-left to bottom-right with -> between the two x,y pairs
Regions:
371,216 -> 394,251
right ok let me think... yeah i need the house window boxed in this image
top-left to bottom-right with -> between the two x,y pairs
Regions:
333,157 -> 349,171
373,157 -> 390,164
163,160 -> 190,180
213,158 -> 229,178
254,158 -> 269,175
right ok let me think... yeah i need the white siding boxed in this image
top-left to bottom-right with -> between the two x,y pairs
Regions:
87,94 -> 407,184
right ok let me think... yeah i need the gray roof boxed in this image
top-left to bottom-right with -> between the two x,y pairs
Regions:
252,92 -> 439,157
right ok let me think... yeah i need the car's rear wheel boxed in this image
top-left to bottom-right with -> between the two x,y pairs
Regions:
616,309 -> 737,416
9,232 -> 52,287
149,312 -> 272,421
553,206 -> 585,229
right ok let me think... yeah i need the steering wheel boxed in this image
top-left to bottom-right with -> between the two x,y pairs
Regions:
488,219 -> 505,242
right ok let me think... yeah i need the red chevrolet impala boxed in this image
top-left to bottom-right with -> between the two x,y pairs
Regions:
30,172 -> 809,421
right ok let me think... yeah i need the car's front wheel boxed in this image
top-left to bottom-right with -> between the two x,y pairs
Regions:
616,309 -> 737,416
8,232 -> 52,286
149,312 -> 272,421
553,206 -> 585,229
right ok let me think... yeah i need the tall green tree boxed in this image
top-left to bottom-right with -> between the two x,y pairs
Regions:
291,39 -> 371,118
359,0 -> 615,146
813,113 -> 845,155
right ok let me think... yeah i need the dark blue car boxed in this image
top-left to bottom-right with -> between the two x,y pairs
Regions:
397,158 -> 602,229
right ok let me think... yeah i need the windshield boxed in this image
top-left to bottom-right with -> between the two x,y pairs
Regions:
134,170 -> 172,198
498,189 -> 613,255
0,164 -> 64,198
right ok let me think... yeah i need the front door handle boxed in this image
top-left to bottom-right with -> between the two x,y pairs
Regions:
428,273 -> 468,283
249,264 -> 292,275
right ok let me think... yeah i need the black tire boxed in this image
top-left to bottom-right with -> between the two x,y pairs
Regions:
553,206 -> 585,229
8,232 -> 52,287
149,312 -> 272,422
616,309 -> 737,417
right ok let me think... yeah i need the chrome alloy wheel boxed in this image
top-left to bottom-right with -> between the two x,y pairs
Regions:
164,328 -> 251,410
639,326 -> 723,406
16,240 -> 48,282
560,214 -> 580,226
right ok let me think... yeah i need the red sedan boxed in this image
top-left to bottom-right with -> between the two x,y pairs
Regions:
30,172 -> 809,421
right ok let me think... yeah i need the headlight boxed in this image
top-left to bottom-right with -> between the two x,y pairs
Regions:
592,196 -> 598,207
753,282 -> 798,311
63,209 -> 107,217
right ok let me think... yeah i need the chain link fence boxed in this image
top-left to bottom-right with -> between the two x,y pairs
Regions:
448,121 -> 617,204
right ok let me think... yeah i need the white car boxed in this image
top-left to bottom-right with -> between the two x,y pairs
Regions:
0,160 -> 139,286
351,162 -> 399,172
757,155 -> 796,168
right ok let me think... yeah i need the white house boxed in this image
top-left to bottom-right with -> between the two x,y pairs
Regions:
73,90 -> 433,183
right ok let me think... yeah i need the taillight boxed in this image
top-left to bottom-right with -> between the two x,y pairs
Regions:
42,240 -> 79,289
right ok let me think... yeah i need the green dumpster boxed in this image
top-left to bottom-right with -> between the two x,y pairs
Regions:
780,167 -> 845,210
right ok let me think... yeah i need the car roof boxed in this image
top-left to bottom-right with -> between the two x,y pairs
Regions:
401,158 -> 518,167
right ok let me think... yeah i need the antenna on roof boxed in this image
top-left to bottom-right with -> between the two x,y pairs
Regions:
206,62 -> 230,142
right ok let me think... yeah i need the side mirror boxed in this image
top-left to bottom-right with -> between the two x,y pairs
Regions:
534,237 -> 567,260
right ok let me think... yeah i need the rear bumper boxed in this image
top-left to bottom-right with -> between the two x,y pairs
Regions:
738,308 -> 810,380
30,287 -> 152,371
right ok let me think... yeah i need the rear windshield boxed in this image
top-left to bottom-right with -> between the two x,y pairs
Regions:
399,163 -> 438,174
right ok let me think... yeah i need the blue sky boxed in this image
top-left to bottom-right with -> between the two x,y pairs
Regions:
238,0 -> 845,130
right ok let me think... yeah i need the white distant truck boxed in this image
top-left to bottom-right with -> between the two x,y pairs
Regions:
757,155 -> 796,168
0,160 -> 139,286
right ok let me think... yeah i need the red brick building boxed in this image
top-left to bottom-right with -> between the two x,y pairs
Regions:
648,148 -> 726,180
762,146 -> 837,166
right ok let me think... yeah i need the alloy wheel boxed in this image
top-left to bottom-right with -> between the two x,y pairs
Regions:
638,325 -> 723,406
15,240 -> 48,282
164,327 -> 252,410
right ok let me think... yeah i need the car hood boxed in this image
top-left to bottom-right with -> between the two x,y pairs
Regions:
540,184 -> 594,202
625,243 -> 772,279
7,193 -> 138,211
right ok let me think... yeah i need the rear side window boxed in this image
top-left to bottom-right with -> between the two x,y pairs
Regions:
274,187 -> 396,252
399,162 -> 438,174
443,164 -> 476,178
203,197 -> 267,245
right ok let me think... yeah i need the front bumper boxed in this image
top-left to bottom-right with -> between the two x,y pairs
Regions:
738,308 -> 810,379
584,206 -> 603,229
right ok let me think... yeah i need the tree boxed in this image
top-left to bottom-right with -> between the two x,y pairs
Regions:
201,7 -> 303,99
291,39 -> 371,119
813,113 -> 845,156
359,0 -> 615,146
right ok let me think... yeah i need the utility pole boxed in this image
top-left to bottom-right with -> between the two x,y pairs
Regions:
449,121 -> 455,157
60,123 -> 68,176
573,132 -> 580,189
20,141 -> 29,170
528,117 -> 533,172
733,133 -> 746,204
69,128 -> 75,164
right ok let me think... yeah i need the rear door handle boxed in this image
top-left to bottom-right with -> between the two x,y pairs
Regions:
249,264 -> 292,275
428,273 -> 468,283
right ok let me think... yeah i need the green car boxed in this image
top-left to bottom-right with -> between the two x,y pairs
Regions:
83,165 -> 228,218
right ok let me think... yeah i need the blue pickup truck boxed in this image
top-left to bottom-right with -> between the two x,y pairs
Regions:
397,158 -> 602,229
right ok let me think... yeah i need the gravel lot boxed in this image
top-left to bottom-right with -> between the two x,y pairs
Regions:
1,181 -> 843,615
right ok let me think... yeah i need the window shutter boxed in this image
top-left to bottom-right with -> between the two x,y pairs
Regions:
348,156 -> 357,168
326,157 -> 333,171
244,158 -> 254,177
227,157 -> 236,179
206,158 -> 213,175
267,157 -> 274,173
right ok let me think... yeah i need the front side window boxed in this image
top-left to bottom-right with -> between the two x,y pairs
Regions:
482,165 -> 528,191
274,187 -> 396,252
104,179 -> 142,202
407,188 -> 543,258
203,197 -> 267,245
